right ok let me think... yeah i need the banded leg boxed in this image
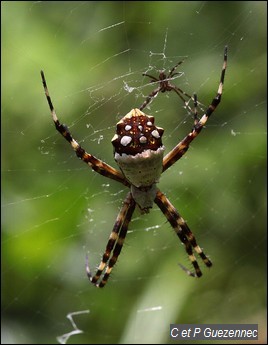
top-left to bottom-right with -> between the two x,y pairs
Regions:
86,192 -> 136,287
193,93 -> 199,126
154,189 -> 212,277
139,84 -> 161,111
41,71 -> 129,187
163,46 -> 227,172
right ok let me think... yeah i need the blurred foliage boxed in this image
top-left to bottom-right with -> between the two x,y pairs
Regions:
2,1 -> 267,344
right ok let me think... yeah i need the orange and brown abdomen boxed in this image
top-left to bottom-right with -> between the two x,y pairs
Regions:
112,108 -> 165,188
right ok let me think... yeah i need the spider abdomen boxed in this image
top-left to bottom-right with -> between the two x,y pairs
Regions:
112,108 -> 164,156
114,147 -> 165,188
112,108 -> 165,210
112,108 -> 165,188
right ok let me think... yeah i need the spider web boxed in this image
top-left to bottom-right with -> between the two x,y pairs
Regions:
2,2 -> 267,344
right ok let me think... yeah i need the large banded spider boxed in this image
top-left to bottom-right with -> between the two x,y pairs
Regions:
41,46 -> 227,288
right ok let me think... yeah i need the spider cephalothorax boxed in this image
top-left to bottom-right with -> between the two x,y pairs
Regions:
41,46 -> 227,287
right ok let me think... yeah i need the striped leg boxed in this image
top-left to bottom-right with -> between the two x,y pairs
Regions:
40,71 -> 129,187
154,190 -> 212,277
163,46 -> 227,172
86,192 -> 136,288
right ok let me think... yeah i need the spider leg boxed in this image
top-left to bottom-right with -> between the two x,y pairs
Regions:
170,85 -> 194,113
86,192 -> 136,288
154,189 -> 212,278
193,93 -> 199,125
139,85 -> 161,111
167,59 -> 193,103
142,73 -> 160,82
40,71 -> 129,187
168,59 -> 185,77
162,46 -> 227,172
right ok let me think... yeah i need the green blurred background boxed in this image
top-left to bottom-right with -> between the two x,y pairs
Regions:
2,1 -> 266,344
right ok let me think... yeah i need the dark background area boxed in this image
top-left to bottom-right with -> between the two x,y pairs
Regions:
2,2 -> 266,344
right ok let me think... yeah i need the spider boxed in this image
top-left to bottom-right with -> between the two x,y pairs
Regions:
41,46 -> 227,288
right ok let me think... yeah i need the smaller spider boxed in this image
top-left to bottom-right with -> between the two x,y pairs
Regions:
139,58 -> 194,112
41,46 -> 227,288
